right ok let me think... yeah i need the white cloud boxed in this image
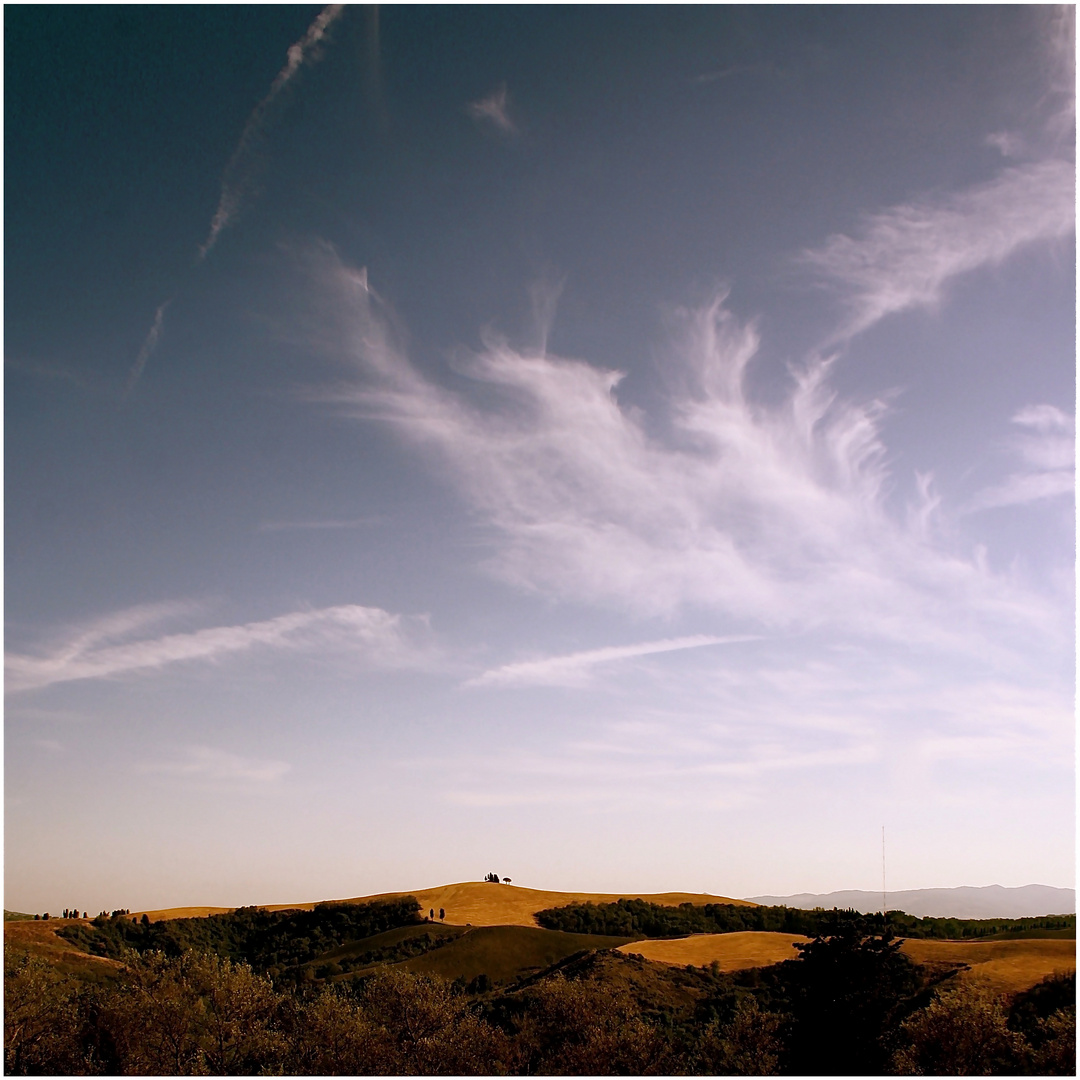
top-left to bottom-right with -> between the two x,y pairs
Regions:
124,298 -> 171,398
966,405 -> 1074,512
967,471 -> 1074,512
468,84 -> 517,136
138,746 -> 291,783
257,517 -> 381,532
801,160 -> 1075,345
421,730 -> 881,810
802,9 -> 1073,348
1040,4 -> 1075,140
986,131 -> 1025,159
297,244 -> 1064,665
467,635 -> 757,688
413,649 -> 1072,810
201,4 -> 345,257
6,602 -> 424,694
692,63 -> 771,85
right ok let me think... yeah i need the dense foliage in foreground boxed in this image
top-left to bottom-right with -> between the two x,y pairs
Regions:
6,923 -> 1074,1075
535,898 -> 1076,940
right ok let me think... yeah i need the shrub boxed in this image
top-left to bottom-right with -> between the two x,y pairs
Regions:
890,981 -> 1025,1075
4,948 -> 92,1075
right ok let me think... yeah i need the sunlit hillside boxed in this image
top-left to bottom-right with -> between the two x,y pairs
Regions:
615,930 -> 1076,995
900,937 -> 1077,995
135,881 -> 754,926
617,931 -> 809,971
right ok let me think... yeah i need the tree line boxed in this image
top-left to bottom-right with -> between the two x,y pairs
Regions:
57,898 -> 424,984
534,898 -> 1076,941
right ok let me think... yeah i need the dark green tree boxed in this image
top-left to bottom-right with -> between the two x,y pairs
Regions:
782,920 -> 920,1075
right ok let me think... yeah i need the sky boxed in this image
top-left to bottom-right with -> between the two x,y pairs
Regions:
5,6 -> 1075,915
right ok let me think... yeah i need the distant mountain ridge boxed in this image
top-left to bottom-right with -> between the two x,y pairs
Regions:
745,884 -> 1075,919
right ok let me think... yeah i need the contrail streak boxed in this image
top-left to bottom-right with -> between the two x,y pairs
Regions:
126,7 -> 344,401
200,4 -> 345,258
124,299 -> 171,398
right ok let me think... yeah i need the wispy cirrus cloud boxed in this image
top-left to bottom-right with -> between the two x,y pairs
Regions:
201,4 -> 345,258
4,355 -> 94,392
966,405 -> 1075,512
691,62 -> 774,85
467,635 -> 757,688
257,517 -> 381,533
124,6 -> 345,400
124,298 -> 172,398
415,648 -> 1072,810
801,159 -> 1075,345
138,746 -> 291,783
803,10 -> 1073,347
6,602 -> 425,694
1040,4 -> 1076,141
421,730 -> 882,810
468,84 -> 518,136
294,243 -> 1064,665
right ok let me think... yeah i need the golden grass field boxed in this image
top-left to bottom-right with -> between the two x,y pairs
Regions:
615,932 -> 1075,994
5,901 -> 1073,997
617,930 -> 810,970
395,925 -> 635,984
133,881 -> 753,927
3,918 -> 122,980
899,937 -> 1076,995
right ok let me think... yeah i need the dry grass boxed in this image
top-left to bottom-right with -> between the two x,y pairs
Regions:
395,925 -> 635,984
7,905 -> 1072,999
135,905 -> 237,921
4,918 -> 123,980
900,938 -> 1075,995
136,882 -> 753,927
614,934 -> 1075,991
617,931 -> 809,970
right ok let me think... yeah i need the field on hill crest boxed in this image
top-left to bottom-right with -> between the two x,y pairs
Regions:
132,881 -> 755,926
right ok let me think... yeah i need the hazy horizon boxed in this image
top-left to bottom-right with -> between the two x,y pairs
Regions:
6,7 -> 1075,914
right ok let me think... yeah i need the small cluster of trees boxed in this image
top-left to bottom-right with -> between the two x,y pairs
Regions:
31,911 -> 92,922
484,873 -> 511,883
427,908 -> 446,921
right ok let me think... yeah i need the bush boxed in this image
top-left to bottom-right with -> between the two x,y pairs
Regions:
692,996 -> 786,1075
511,973 -> 674,1075
92,951 -> 286,1075
4,948 -> 92,1074
891,981 -> 1025,1075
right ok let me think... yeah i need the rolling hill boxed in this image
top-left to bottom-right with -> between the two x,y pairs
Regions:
394,925 -> 635,985
613,929 -> 1075,995
133,881 -> 754,926
618,930 -> 809,970
3,917 -> 123,982
900,937 -> 1076,995
7,884 -> 1075,999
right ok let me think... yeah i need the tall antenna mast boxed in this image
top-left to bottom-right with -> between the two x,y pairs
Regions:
882,825 -> 887,921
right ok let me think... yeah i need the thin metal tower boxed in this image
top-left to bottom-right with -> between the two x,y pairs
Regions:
882,825 -> 887,919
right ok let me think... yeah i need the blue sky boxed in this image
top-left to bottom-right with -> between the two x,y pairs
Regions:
5,6 -> 1075,914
